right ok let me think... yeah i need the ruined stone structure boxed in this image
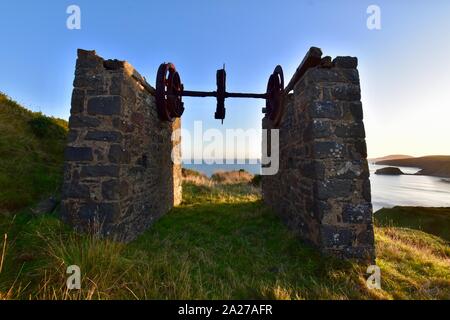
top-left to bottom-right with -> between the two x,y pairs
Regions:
262,56 -> 375,261
61,49 -> 181,241
62,48 -> 374,261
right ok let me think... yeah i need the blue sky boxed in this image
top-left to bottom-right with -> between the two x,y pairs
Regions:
0,0 -> 449,158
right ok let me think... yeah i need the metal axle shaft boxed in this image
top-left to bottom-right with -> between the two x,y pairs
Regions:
167,90 -> 267,99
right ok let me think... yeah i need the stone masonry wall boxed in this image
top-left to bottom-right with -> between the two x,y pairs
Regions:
61,49 -> 182,242
262,56 -> 375,261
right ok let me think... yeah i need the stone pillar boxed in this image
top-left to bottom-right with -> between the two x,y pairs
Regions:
61,49 -> 181,242
262,55 -> 375,261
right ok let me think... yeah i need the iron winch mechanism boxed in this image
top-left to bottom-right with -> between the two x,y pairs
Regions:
155,63 -> 285,126
154,47 -> 324,126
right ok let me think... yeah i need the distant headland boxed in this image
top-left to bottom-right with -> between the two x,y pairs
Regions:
371,155 -> 450,178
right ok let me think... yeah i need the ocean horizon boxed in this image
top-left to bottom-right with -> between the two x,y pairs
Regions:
183,159 -> 261,177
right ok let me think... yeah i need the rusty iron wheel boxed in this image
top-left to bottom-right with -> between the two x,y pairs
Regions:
155,63 -> 184,121
167,70 -> 185,118
266,65 -> 284,127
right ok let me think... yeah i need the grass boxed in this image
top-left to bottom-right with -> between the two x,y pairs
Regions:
210,170 -> 254,184
182,168 -> 257,187
0,93 -> 448,299
0,92 -> 67,213
375,207 -> 450,241
0,182 -> 449,300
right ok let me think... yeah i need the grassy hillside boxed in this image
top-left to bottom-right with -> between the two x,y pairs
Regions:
375,207 -> 450,241
369,155 -> 413,163
376,156 -> 450,178
0,93 -> 67,213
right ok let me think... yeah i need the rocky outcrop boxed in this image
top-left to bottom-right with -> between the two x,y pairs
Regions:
376,156 -> 450,178
375,167 -> 404,175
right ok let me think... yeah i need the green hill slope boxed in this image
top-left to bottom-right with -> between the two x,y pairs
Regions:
375,206 -> 450,241
369,154 -> 413,163
0,93 -> 67,213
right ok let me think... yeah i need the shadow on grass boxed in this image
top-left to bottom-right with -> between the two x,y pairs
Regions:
128,200 -> 359,299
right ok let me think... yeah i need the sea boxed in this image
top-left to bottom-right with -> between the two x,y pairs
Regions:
183,161 -> 450,212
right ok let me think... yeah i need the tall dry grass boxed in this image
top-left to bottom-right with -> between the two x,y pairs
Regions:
182,168 -> 255,186
211,170 -> 254,184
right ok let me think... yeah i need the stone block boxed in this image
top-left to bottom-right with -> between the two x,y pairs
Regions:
363,179 -> 372,202
73,74 -> 103,90
306,120 -> 333,139
342,203 -> 373,223
316,180 -> 352,200
331,160 -> 369,180
85,130 -> 122,142
87,96 -> 122,115
78,202 -> 120,223
71,88 -> 85,114
299,160 -> 325,179
307,68 -> 343,83
69,115 -> 101,128
103,59 -> 125,70
321,225 -> 354,247
313,141 -> 346,159
341,101 -> 364,121
331,83 -> 361,101
108,144 -> 129,164
62,183 -> 90,199
356,225 -> 375,246
309,101 -> 341,119
338,69 -> 360,84
102,179 -> 120,200
64,147 -> 93,161
349,140 -> 368,159
76,49 -> 104,69
67,130 -> 78,143
110,73 -> 124,95
313,200 -> 330,221
333,56 -> 358,69
80,165 -> 119,178
335,122 -> 366,138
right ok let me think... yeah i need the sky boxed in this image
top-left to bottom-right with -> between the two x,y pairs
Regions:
0,0 -> 449,159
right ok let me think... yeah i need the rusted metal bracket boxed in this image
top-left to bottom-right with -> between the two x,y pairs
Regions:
285,47 -> 323,94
